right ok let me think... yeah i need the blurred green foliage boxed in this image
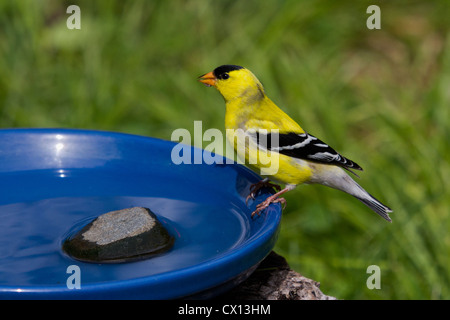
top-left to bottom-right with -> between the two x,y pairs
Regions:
1,0 -> 449,299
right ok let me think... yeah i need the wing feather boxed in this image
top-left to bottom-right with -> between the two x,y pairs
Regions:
255,131 -> 363,172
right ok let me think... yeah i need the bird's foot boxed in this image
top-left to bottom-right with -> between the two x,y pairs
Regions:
249,185 -> 295,218
246,179 -> 282,205
251,195 -> 286,218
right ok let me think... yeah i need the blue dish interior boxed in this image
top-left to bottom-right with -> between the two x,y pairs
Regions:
0,128 -> 281,299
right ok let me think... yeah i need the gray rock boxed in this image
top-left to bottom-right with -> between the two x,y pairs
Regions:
63,207 -> 174,263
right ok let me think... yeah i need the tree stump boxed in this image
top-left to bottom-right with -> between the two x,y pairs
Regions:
219,251 -> 336,300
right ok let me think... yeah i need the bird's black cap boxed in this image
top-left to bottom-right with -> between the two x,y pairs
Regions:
213,65 -> 244,79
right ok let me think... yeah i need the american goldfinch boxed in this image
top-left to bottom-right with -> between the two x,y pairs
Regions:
199,65 -> 392,222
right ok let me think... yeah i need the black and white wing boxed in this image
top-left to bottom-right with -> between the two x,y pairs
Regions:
256,131 -> 363,173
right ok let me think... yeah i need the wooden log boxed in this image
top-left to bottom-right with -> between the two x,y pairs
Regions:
219,251 -> 336,300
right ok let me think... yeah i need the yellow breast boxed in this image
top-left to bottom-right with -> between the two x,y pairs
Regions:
225,121 -> 313,185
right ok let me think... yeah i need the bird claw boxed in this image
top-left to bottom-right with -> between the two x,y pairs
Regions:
246,179 -> 282,205
245,193 -> 255,206
251,196 -> 287,218
247,180 -> 290,218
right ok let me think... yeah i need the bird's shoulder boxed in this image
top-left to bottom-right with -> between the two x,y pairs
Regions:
244,99 -> 305,132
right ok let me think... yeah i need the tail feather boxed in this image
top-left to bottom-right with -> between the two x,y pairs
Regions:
355,194 -> 392,222
317,167 -> 393,222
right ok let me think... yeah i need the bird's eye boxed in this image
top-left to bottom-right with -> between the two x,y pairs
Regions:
221,73 -> 229,80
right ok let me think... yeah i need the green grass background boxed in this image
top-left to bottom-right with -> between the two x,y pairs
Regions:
1,0 -> 449,299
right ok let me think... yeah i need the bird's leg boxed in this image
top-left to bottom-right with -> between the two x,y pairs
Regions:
251,185 -> 295,218
246,178 -> 282,205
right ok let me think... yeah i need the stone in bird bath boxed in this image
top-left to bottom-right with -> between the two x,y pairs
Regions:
63,207 -> 174,263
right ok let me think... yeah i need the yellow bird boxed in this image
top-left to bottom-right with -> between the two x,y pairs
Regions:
199,65 -> 392,222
